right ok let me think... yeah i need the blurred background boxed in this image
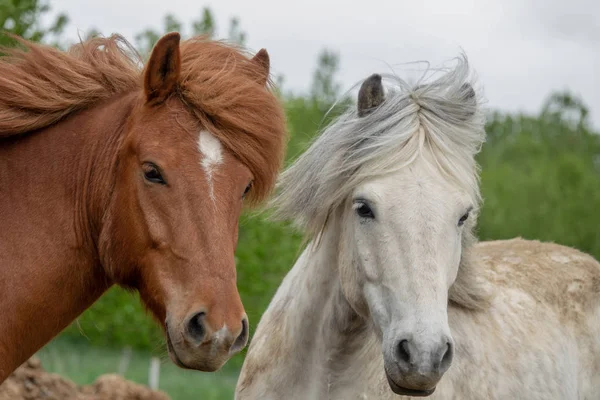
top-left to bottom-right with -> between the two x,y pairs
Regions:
2,0 -> 599,398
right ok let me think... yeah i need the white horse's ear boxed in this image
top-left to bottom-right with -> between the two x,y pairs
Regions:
358,74 -> 385,117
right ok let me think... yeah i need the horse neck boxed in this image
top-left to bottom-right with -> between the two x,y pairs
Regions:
238,215 -> 372,398
0,92 -> 137,381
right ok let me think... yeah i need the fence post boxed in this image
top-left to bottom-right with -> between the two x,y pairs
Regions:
117,346 -> 132,376
149,357 -> 160,390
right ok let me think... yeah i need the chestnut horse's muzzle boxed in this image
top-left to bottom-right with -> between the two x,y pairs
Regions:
165,311 -> 249,371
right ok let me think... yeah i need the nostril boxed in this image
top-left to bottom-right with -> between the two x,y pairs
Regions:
187,312 -> 206,342
230,317 -> 249,354
439,341 -> 454,371
396,339 -> 411,365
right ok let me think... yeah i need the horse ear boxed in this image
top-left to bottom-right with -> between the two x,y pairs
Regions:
144,32 -> 181,105
358,74 -> 385,117
251,48 -> 270,85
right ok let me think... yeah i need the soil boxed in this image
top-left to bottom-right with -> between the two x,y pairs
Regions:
0,357 -> 170,400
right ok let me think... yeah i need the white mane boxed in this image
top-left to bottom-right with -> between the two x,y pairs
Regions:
272,56 -> 486,237
272,55 -> 492,310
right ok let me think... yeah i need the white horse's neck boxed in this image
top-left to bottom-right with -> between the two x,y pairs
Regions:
237,220 -> 377,399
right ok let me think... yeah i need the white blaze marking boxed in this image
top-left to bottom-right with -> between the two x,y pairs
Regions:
198,130 -> 223,201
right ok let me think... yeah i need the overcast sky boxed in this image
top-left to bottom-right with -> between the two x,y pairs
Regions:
50,0 -> 599,127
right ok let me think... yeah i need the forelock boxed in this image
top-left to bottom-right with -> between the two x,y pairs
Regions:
271,55 -> 486,236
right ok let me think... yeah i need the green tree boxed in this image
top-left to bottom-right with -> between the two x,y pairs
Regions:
134,8 -> 247,59
0,0 -> 68,47
541,90 -> 590,130
310,49 -> 342,110
228,17 -> 246,46
164,14 -> 183,33
191,7 -> 216,37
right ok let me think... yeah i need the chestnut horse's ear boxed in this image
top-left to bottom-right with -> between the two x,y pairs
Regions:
144,32 -> 181,105
251,48 -> 270,86
358,74 -> 385,117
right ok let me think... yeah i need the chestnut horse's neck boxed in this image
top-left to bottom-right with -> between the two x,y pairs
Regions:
0,92 -> 137,381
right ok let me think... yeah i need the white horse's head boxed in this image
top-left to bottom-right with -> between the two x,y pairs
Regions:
274,57 -> 491,396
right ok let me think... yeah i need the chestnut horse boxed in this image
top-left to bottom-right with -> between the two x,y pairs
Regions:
0,32 -> 286,382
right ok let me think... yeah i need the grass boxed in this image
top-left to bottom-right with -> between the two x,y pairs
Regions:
36,337 -> 240,400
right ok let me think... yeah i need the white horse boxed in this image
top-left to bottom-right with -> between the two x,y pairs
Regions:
236,57 -> 600,399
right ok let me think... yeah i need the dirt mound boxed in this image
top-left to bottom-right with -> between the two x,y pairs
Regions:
0,357 -> 170,400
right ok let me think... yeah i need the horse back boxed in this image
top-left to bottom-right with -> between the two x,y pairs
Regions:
475,238 -> 600,320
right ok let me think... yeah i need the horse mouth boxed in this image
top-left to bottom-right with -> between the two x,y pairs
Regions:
385,373 -> 436,397
165,325 -> 191,370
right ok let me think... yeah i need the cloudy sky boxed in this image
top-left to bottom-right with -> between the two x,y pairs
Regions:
50,0 -> 599,127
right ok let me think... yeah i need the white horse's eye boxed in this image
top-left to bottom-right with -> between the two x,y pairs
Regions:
458,212 -> 469,226
354,202 -> 375,219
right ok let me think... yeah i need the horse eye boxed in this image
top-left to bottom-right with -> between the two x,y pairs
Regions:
242,182 -> 253,199
355,202 -> 375,219
143,162 -> 166,184
458,212 -> 469,226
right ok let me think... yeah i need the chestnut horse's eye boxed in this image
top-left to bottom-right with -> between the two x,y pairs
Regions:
142,162 -> 166,185
242,182 -> 253,199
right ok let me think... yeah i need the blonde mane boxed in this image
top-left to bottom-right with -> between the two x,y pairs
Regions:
0,34 -> 286,204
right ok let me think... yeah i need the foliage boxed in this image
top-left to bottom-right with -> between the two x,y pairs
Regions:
310,49 -> 342,111
63,287 -> 162,352
0,0 -> 68,47
477,98 -> 600,258
134,8 -> 246,59
227,17 -> 246,46
191,8 -> 216,38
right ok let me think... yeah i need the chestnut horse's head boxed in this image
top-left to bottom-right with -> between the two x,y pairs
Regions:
98,33 -> 286,371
